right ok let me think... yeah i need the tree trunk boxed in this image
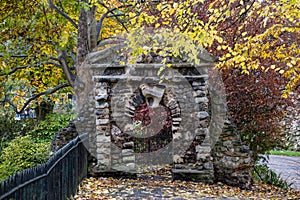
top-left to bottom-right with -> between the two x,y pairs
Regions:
75,1 -> 97,114
76,0 -> 89,68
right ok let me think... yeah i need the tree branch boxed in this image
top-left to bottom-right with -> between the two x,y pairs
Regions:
107,14 -> 125,18
96,2 -> 132,40
1,82 -> 70,114
0,54 -> 28,58
30,83 -> 70,114
0,61 -> 62,76
48,0 -> 78,29
0,53 -> 56,59
21,82 -> 70,113
220,1 -> 255,31
58,50 -> 76,87
0,65 -> 29,76
0,95 -> 18,112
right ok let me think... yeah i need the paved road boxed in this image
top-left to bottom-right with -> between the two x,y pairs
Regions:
267,155 -> 300,191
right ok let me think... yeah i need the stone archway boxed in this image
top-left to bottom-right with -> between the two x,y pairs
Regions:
110,84 -> 181,172
80,43 -> 252,188
92,62 -> 215,182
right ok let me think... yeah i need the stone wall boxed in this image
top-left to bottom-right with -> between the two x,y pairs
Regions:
212,122 -> 253,189
76,43 -> 253,188
50,122 -> 78,152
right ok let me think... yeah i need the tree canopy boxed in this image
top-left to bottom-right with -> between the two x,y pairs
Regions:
0,0 -> 299,113
127,0 -> 299,96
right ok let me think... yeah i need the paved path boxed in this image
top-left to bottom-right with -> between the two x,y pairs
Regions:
267,155 -> 300,191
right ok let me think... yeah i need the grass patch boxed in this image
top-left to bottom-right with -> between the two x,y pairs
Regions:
268,150 -> 300,157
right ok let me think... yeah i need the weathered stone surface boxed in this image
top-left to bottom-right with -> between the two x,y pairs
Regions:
212,122 -> 253,189
193,90 -> 207,97
140,84 -> 165,107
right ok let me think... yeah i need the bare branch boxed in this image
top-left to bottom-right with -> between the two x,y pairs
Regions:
48,0 -> 78,29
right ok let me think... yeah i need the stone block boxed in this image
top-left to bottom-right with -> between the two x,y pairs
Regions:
172,126 -> 180,131
193,90 -> 207,97
203,162 -> 213,170
125,163 -> 136,171
122,155 -> 135,163
95,94 -> 108,100
196,145 -> 211,154
122,149 -> 134,156
111,159 -> 120,165
96,102 -> 109,109
172,117 -> 182,122
199,119 -> 209,128
111,154 -> 121,160
96,135 -> 111,143
94,85 -> 107,91
96,125 -> 110,133
96,119 -> 110,125
96,142 -> 110,152
96,157 -> 110,168
195,97 -> 209,104
196,128 -> 209,136
123,141 -> 134,148
173,132 -> 182,140
197,111 -> 209,119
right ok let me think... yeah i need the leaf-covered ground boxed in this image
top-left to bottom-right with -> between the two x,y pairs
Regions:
73,166 -> 300,200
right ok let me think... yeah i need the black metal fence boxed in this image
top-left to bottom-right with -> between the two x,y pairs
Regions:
0,133 -> 88,200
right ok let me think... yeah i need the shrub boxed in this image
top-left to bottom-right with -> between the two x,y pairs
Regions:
222,69 -> 293,161
0,135 -> 50,181
0,106 -> 37,154
28,112 -> 75,142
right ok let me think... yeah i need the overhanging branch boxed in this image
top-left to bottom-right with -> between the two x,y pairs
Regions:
0,61 -> 62,76
12,82 -> 70,114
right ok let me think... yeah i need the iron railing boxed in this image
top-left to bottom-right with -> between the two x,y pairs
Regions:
0,133 -> 88,200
